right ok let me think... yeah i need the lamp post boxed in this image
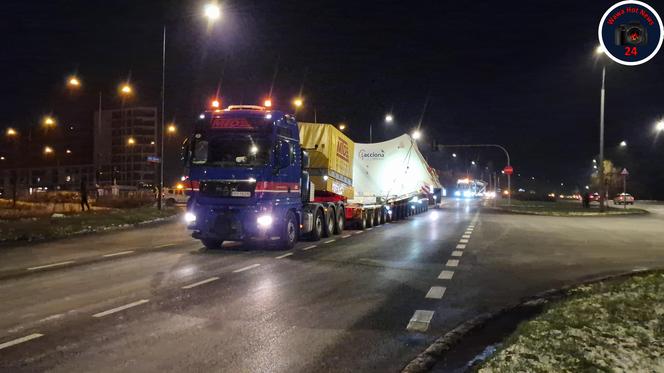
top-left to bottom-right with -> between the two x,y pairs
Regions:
595,46 -> 608,211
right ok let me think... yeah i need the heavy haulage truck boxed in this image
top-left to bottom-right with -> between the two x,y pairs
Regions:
182,105 -> 441,250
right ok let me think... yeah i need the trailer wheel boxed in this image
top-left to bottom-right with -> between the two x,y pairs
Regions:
202,239 -> 223,250
323,208 -> 335,237
366,210 -> 374,228
358,211 -> 367,230
279,211 -> 298,250
379,209 -> 385,224
309,209 -> 324,241
373,210 -> 380,226
334,206 -> 345,234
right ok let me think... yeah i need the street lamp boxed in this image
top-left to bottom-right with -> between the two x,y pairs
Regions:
120,83 -> 133,95
656,120 -> 664,132
211,99 -> 220,109
338,123 -> 346,131
167,124 -> 177,134
619,140 -> 627,147
293,98 -> 303,108
412,130 -> 422,140
385,114 -> 394,123
452,153 -> 457,158
204,3 -> 221,21
43,146 -> 54,155
594,45 -> 608,211
263,99 -> 272,108
43,116 -> 56,128
6,128 -> 17,137
67,76 -> 81,88
471,160 -> 476,165
127,137 -> 136,146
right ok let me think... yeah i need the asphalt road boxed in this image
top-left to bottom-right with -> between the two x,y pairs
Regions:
1,200 -> 663,372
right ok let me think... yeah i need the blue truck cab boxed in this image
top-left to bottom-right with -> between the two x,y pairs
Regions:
182,105 -> 319,250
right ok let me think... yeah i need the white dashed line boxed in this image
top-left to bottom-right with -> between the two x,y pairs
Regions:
27,261 -> 75,271
462,234 -> 471,239
154,243 -> 175,248
456,244 -> 466,249
446,259 -> 459,267
438,270 -> 454,280
233,264 -> 261,273
459,239 -> 469,243
0,333 -> 44,350
406,310 -> 435,332
324,239 -> 336,244
451,250 -> 463,257
182,277 -> 219,289
366,228 -> 373,231
425,286 -> 446,299
341,234 -> 351,238
92,299 -> 149,318
354,231 -> 364,234
102,250 -> 134,258
275,252 -> 293,259
302,245 -> 317,251
464,231 -> 473,235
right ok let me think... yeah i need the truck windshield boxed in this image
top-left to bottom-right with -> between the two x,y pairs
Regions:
191,134 -> 270,168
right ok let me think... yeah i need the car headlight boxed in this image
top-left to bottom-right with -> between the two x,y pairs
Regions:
454,191 -> 461,197
257,214 -> 273,228
184,212 -> 197,224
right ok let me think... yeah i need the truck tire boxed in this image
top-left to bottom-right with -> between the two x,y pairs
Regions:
334,206 -> 345,234
379,209 -> 385,224
366,209 -> 374,228
323,208 -> 335,238
373,210 -> 380,226
358,211 -> 367,230
309,209 -> 324,241
202,239 -> 223,250
279,211 -> 298,250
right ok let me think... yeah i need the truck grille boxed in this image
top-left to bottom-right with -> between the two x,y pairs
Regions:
199,181 -> 256,198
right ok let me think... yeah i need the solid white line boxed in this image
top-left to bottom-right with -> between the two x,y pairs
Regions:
102,250 -> 134,258
302,245 -> 317,251
324,239 -> 336,244
27,261 -> 75,271
425,286 -> 446,299
459,239 -> 469,243
446,259 -> 459,267
438,270 -> 454,280
0,333 -> 44,350
456,244 -> 466,249
406,310 -> 435,332
92,299 -> 149,318
451,250 -> 463,257
275,252 -> 293,259
462,234 -> 471,239
341,234 -> 351,238
233,263 -> 261,273
182,277 -> 219,289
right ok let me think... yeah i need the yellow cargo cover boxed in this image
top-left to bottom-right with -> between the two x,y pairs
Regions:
298,122 -> 354,199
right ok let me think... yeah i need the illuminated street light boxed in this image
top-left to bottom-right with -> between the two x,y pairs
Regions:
204,3 -> 221,21
67,76 -> 81,88
167,124 -> 177,134
385,114 -> 394,123
6,128 -> 17,137
43,146 -> 54,155
0,156 -> 4,160
619,140 -> 627,147
412,130 -> 421,140
211,99 -> 220,108
293,98 -> 303,108
43,116 -> 56,128
127,137 -> 136,146
595,45 -> 605,56
263,99 -> 272,108
452,153 -> 457,158
338,123 -> 346,131
471,160 -> 476,165
120,83 -> 133,95
656,120 -> 664,132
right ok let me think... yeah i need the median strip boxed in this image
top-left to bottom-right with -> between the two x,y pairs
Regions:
102,250 -> 134,258
406,310 -> 435,332
182,276 -> 219,289
92,299 -> 149,318
0,333 -> 44,350
27,261 -> 75,271
233,263 -> 261,273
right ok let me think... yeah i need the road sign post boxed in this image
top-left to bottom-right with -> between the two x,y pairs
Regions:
621,168 -> 629,209
503,165 -> 514,207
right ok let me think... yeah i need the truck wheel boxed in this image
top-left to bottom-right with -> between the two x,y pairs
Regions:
309,209 -> 324,241
373,210 -> 380,226
279,211 -> 298,250
334,207 -> 345,234
379,209 -> 385,224
366,210 -> 374,228
323,208 -> 335,237
358,212 -> 367,230
202,239 -> 223,250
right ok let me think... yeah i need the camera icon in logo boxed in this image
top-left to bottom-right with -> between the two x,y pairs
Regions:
615,22 -> 648,45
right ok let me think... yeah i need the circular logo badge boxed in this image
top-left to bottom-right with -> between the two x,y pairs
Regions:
598,1 -> 664,65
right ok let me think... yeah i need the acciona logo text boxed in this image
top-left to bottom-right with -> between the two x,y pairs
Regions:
358,149 -> 385,160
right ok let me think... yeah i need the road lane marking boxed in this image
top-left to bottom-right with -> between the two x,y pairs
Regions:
462,234 -> 471,239
451,250 -> 463,257
324,239 -> 336,244
102,250 -> 134,258
366,228 -> 373,231
154,243 -> 175,248
446,259 -> 459,267
27,261 -> 75,271
341,234 -> 351,238
0,333 -> 44,350
233,264 -> 261,273
425,286 -> 446,299
182,277 -> 219,289
464,231 -> 473,235
459,239 -> 469,243
406,310 -> 435,332
438,270 -> 454,280
456,244 -> 466,249
302,245 -> 317,251
92,299 -> 149,318
354,231 -> 364,234
275,252 -> 293,259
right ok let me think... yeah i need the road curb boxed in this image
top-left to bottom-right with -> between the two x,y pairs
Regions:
401,268 -> 659,373
480,206 -> 648,217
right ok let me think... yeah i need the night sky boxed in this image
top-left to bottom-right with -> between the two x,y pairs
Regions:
2,0 -> 663,197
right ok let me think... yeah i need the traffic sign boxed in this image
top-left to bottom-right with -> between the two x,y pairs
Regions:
503,165 -> 514,175
147,156 -> 161,164
621,168 -> 629,175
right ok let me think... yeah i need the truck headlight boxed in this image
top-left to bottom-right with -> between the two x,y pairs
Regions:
184,212 -> 197,224
257,214 -> 273,228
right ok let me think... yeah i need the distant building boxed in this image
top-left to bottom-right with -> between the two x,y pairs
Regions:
94,107 -> 158,187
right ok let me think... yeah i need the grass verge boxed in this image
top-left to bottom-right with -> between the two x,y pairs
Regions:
477,271 -> 664,372
0,206 -> 179,244
484,199 -> 648,216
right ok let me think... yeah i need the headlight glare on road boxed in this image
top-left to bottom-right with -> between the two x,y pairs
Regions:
184,212 -> 197,224
454,191 -> 461,197
257,214 -> 273,228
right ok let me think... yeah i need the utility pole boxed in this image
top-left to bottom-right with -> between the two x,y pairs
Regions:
598,66 -> 606,212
